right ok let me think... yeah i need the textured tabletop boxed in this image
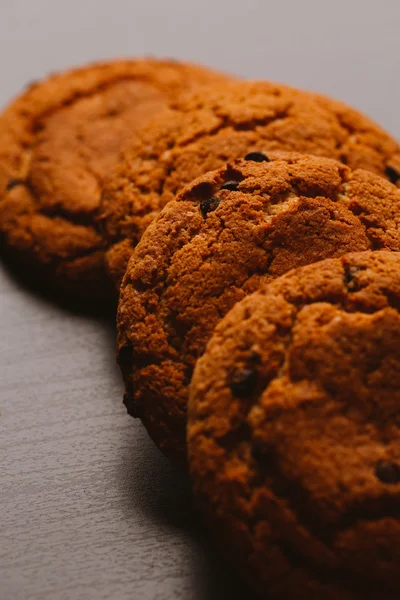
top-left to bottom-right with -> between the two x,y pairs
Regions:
1,1 -> 400,599
0,265 -> 251,600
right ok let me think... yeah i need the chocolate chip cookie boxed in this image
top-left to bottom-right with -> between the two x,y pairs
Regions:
99,80 -> 400,286
116,152 -> 400,462
0,58 -> 227,300
188,250 -> 400,600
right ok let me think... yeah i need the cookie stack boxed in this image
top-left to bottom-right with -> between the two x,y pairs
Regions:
1,58 -> 400,599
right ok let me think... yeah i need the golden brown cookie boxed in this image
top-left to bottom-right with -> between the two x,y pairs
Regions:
188,250 -> 400,600
99,80 -> 400,286
0,58 -> 227,301
116,152 -> 400,462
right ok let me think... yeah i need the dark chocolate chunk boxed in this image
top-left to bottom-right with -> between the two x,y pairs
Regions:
385,165 -> 400,185
200,196 -> 220,218
244,152 -> 270,163
118,342 -> 133,370
229,367 -> 258,397
221,180 -> 240,191
375,461 -> 400,484
343,265 -> 360,292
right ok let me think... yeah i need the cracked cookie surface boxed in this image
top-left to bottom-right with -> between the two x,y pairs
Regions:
0,58 -> 227,300
188,250 -> 400,600
116,152 -> 400,461
99,80 -> 400,286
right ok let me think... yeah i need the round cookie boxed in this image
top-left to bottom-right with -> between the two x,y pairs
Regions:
0,58 -> 227,301
188,250 -> 400,600
99,80 -> 400,286
116,152 -> 400,462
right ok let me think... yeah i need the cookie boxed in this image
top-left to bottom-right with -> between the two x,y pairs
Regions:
187,250 -> 400,600
0,58 -> 227,301
116,152 -> 400,462
99,80 -> 400,286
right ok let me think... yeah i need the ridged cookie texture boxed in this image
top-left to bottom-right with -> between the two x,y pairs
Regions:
116,152 -> 400,462
188,250 -> 400,600
99,80 -> 400,285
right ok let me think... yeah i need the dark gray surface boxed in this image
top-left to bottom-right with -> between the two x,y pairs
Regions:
1,1 -> 400,599
0,265 -> 250,600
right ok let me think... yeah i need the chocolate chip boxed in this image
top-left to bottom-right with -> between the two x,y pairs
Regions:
375,461 -> 400,484
343,265 -> 360,292
118,342 -> 133,370
200,196 -> 220,218
385,165 -> 400,185
220,180 -> 240,191
244,152 -> 270,163
6,178 -> 24,191
229,368 -> 258,397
